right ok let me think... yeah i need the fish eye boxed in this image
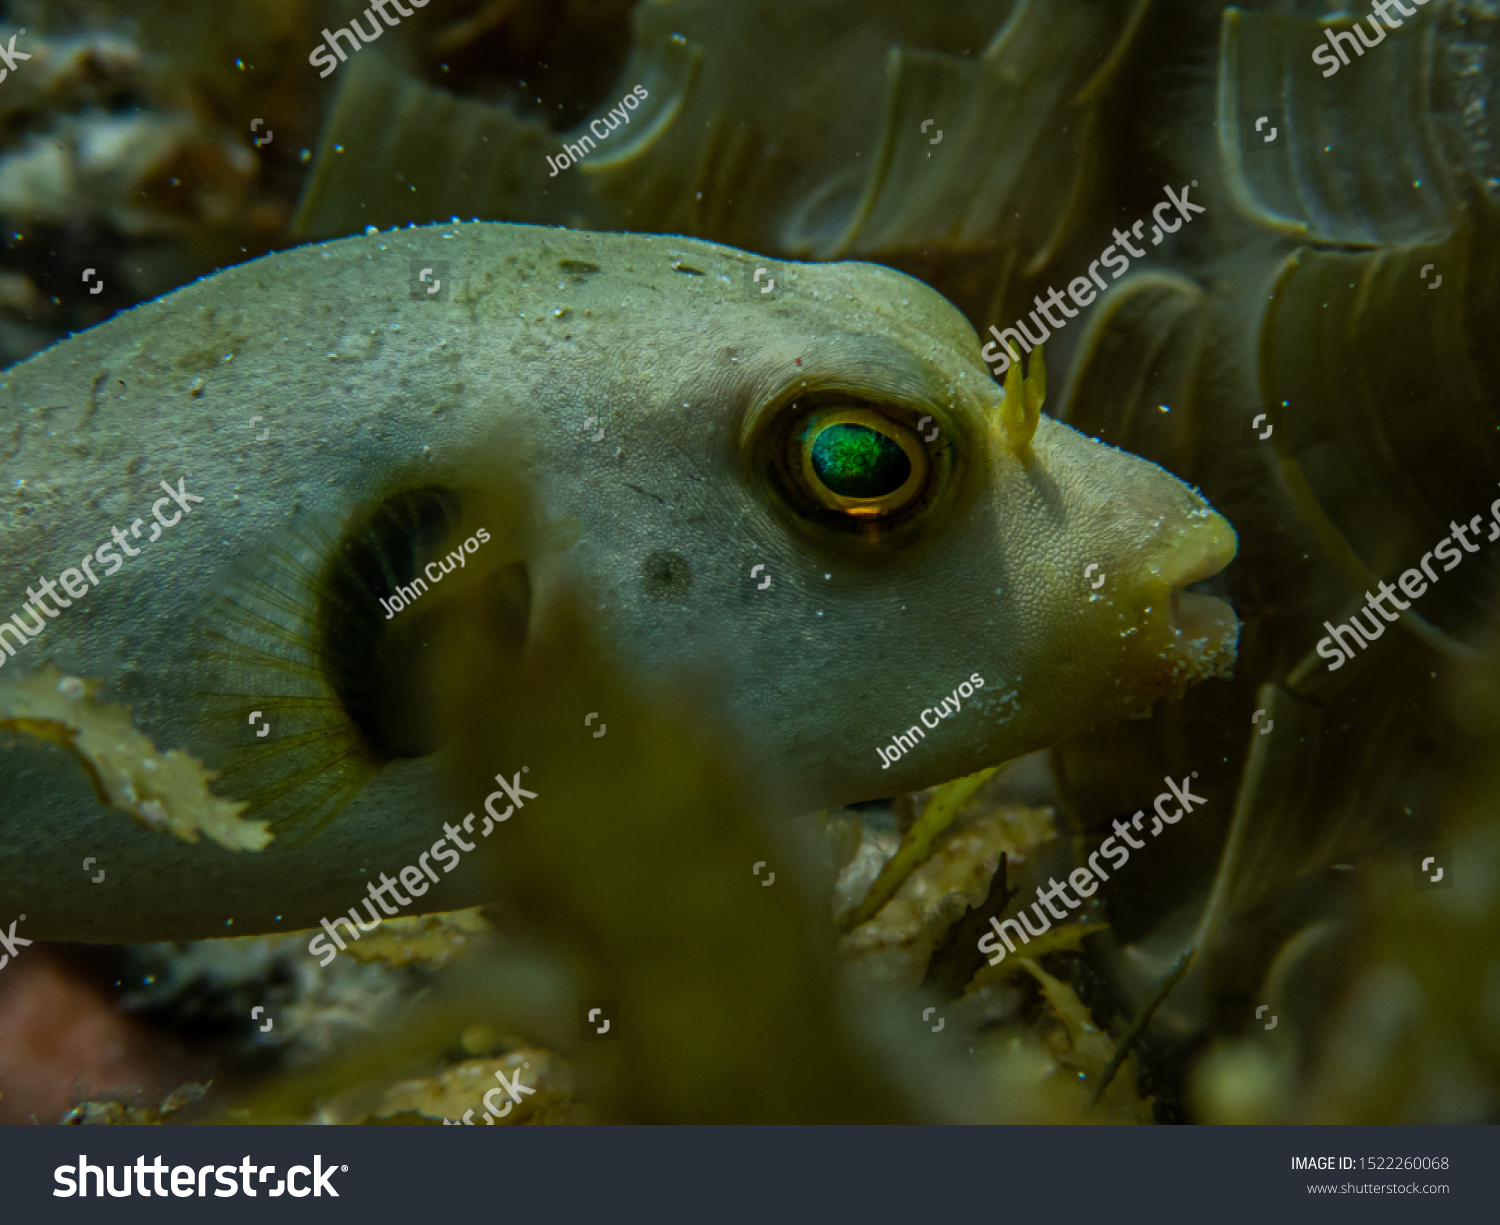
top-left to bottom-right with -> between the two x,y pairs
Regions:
761,394 -> 936,532
744,383 -> 960,549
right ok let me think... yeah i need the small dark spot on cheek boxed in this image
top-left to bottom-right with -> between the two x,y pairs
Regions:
641,550 -> 693,601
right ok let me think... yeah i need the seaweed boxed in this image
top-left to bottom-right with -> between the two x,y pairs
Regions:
0,664 -> 268,850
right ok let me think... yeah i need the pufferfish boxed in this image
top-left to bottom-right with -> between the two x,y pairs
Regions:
0,221 -> 1237,942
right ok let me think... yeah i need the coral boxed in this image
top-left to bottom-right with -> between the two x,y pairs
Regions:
373,1049 -> 570,1125
339,909 -> 493,969
61,1082 -> 209,1125
838,799 -> 1057,992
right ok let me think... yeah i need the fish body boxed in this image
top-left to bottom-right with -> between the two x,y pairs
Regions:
0,221 -> 1235,941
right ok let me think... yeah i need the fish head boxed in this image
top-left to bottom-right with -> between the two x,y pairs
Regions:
546,245 -> 1239,805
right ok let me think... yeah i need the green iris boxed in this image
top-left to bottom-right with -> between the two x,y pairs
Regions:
808,423 -> 911,498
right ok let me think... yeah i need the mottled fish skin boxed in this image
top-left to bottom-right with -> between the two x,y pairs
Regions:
0,221 -> 1236,942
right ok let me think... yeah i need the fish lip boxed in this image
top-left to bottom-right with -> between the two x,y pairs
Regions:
1150,510 -> 1239,664
1152,509 -> 1237,590
1170,586 -> 1237,644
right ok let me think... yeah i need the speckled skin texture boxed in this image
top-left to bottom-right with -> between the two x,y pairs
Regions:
0,221 -> 1236,941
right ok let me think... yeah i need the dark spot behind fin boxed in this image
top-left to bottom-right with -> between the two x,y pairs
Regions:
188,476 -> 576,846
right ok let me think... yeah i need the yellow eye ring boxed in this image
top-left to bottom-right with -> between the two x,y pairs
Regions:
795,408 -> 929,518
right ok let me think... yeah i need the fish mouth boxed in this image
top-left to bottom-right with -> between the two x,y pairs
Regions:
1150,510 -> 1239,675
